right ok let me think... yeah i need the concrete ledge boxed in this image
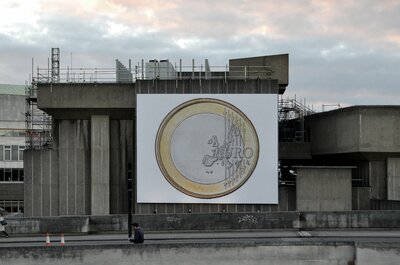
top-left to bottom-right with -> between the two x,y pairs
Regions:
6,216 -> 89,234
4,211 -> 400,234
356,242 -> 400,265
0,242 -> 354,265
2,242 -> 400,265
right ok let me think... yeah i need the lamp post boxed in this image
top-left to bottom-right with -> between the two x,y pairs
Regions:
127,163 -> 133,238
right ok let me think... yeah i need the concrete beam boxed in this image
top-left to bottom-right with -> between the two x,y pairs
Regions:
37,83 -> 135,118
306,106 -> 400,155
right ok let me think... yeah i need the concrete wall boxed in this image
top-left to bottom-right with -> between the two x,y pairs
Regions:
25,120 -> 92,217
356,243 -> 400,265
296,167 -> 352,211
5,211 -> 400,234
24,119 -> 135,217
387,157 -> 400,200
306,108 -> 360,155
359,107 -> 400,153
24,149 -> 59,217
306,106 -> 400,155
229,54 -> 289,90
0,94 -> 25,122
0,243 -> 355,265
3,240 -> 400,265
0,183 -> 23,200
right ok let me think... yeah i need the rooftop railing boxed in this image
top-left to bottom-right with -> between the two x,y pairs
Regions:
32,64 -> 274,83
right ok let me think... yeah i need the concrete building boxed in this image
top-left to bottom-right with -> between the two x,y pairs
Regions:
22,54 -> 400,217
305,106 -> 400,210
0,84 -> 25,214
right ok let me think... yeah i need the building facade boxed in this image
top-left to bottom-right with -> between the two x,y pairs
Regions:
0,84 -> 25,214
22,54 -> 400,217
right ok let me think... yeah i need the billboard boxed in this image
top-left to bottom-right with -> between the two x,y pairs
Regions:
137,94 -> 278,204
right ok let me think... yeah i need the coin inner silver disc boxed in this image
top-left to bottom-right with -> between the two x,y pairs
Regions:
171,113 -> 228,184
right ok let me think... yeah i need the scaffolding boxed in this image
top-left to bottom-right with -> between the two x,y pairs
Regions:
25,81 -> 52,150
278,96 -> 315,142
51,48 -> 60,83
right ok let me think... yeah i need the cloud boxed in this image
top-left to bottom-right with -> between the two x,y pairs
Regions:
0,0 -> 399,108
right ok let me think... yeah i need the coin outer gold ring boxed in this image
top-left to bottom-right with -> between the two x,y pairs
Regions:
155,98 -> 259,199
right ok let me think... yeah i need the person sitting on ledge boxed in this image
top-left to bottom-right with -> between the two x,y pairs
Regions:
0,213 -> 9,238
129,222 -> 144,244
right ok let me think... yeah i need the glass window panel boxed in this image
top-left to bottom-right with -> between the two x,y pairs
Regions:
4,145 -> 11,160
5,169 -> 11,181
0,145 -> 3,160
12,145 -> 18,160
19,146 -> 24,160
19,169 -> 24,182
12,169 -> 19,181
0,169 -> 4,181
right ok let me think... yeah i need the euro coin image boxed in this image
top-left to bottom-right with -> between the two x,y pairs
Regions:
156,98 -> 259,199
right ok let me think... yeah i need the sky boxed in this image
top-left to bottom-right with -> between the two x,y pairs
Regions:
0,0 -> 399,111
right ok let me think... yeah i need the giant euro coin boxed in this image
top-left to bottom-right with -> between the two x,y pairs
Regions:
156,98 -> 259,199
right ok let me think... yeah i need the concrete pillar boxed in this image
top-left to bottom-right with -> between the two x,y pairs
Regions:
352,187 -> 371,210
91,115 -> 110,215
388,158 -> 400,200
370,161 -> 387,200
23,150 -> 34,217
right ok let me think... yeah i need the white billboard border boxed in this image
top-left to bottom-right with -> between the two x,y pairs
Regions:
136,94 -> 278,204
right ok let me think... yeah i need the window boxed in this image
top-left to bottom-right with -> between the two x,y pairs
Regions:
5,169 -> 11,181
12,145 -> 18,160
12,169 -> 19,181
0,200 -> 24,213
0,168 -> 24,182
19,146 -> 24,160
19,169 -> 24,182
0,144 -> 25,160
4,145 -> 11,160
0,129 -> 25,137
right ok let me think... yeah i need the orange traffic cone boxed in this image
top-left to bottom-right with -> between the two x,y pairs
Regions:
45,233 -> 51,246
60,233 -> 65,246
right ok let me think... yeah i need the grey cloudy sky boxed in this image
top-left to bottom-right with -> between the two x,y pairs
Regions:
0,0 -> 399,110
